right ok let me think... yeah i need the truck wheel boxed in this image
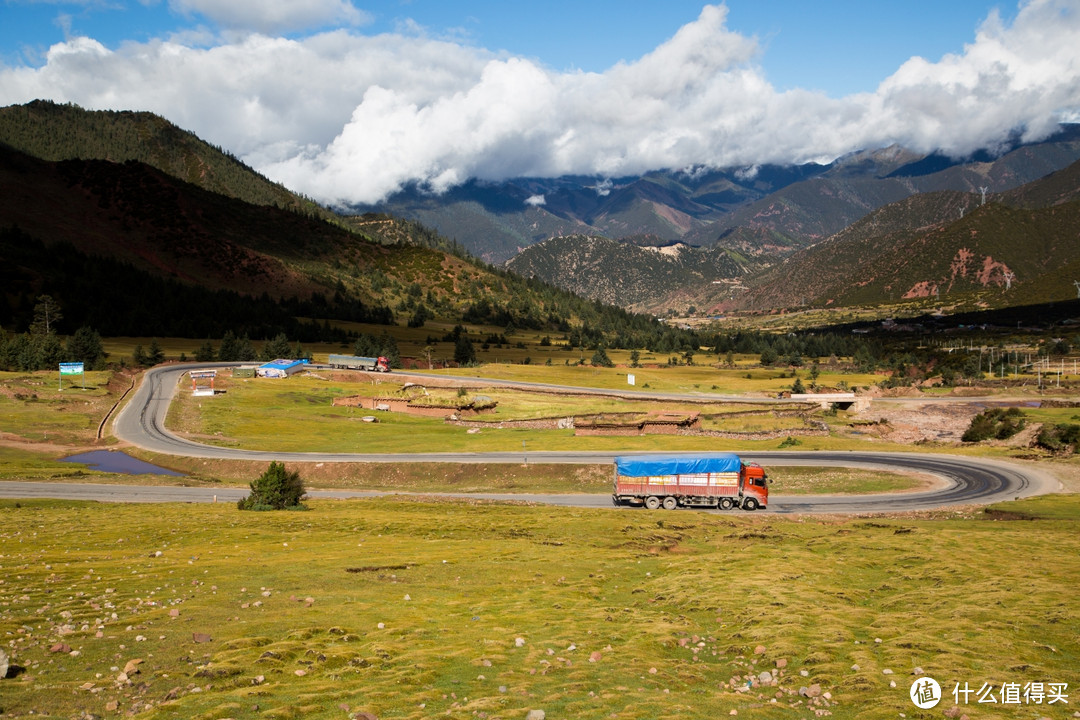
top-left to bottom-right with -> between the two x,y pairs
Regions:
719,498 -> 734,511
743,498 -> 759,511
662,496 -> 677,510
645,496 -> 661,510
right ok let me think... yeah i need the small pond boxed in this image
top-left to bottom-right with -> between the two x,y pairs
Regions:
61,450 -> 186,476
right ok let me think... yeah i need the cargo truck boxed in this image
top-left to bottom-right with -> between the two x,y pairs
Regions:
612,453 -> 769,511
327,354 -> 390,372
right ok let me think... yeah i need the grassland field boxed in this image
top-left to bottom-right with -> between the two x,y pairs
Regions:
1,494 -> 1077,720
2,332 -> 1079,718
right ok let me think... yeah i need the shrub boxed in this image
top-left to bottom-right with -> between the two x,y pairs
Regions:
590,347 -> 614,367
238,461 -> 306,510
961,408 -> 1027,443
1035,423 -> 1080,453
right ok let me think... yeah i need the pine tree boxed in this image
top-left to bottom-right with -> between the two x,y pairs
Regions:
66,327 -> 105,369
454,333 -> 477,366
146,339 -> 165,365
195,340 -> 216,362
30,295 -> 62,336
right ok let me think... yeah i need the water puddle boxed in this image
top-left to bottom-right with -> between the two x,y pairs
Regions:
61,450 -> 186,476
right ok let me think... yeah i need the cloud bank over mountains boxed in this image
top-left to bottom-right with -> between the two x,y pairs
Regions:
2,1 -> 1079,206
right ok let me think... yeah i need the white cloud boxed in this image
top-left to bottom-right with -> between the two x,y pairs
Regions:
1,1 -> 1078,206
524,194 -> 545,207
590,179 -> 613,196
169,0 -> 371,34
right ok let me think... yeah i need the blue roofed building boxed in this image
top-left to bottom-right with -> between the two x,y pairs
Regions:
256,359 -> 309,378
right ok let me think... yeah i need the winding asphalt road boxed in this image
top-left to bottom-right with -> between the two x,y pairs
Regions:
3,364 -> 1059,513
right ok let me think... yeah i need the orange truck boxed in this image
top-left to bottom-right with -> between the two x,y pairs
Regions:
612,453 -> 769,511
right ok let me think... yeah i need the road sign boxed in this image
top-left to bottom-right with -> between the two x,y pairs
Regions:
59,362 -> 85,390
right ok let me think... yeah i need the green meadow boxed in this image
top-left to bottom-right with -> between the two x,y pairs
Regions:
1,495 -> 1077,720
165,372 -> 883,456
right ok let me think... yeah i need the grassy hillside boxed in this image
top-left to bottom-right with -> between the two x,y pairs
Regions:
0,100 -> 320,216
506,235 -> 755,310
0,145 -> 673,349
731,160 -> 1080,313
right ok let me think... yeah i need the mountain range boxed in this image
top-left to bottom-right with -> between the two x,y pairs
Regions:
501,134 -> 1080,314
4,99 -> 1080,328
360,126 -> 1080,266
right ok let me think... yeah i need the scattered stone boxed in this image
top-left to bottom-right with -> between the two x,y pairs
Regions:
589,652 -> 603,663
649,667 -> 658,675
294,669 -> 306,677
0,648 -> 8,679
515,637 -> 525,647
730,711 -> 738,716
169,609 -> 180,618
800,669 -> 809,677
912,666 -> 924,675
874,637 -> 882,644
403,594 -> 411,601
943,706 -> 962,718
49,643 -> 72,654
754,645 -> 767,655
192,633 -> 212,643
850,664 -> 860,671
253,675 -> 265,685
525,711 -> 545,720
499,686 -> 507,693
481,659 -> 492,667
105,701 -> 118,711
775,658 -> 787,668
117,671 -> 129,683
377,623 -> 385,630
352,712 -> 378,720
758,671 -> 773,685
800,684 -> 822,698
123,659 -> 143,675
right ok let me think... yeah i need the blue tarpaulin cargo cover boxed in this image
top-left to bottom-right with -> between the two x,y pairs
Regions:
615,454 -> 742,477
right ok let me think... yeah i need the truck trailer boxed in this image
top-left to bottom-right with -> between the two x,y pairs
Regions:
327,354 -> 390,372
612,453 -> 769,511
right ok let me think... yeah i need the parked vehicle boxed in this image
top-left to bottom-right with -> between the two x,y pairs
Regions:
327,354 -> 390,372
612,453 -> 769,510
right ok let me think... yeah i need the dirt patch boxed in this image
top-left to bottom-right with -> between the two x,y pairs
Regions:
848,401 -> 980,443
0,431 -> 106,454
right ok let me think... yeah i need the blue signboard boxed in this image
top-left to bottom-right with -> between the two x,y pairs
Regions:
59,362 -> 84,375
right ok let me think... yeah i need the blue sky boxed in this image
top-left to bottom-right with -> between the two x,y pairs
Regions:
1,1 -> 1077,206
2,1 -> 1017,96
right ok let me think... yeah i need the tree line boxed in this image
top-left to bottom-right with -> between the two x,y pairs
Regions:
0,226 -> 391,342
